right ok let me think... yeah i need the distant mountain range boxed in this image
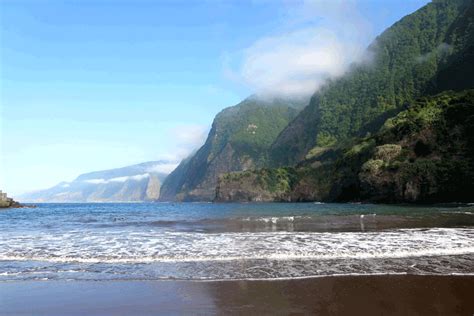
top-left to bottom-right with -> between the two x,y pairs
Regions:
19,161 -> 175,202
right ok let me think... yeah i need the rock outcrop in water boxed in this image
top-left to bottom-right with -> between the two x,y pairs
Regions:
0,190 -> 21,208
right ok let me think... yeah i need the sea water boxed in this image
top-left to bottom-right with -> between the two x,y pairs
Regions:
0,202 -> 473,281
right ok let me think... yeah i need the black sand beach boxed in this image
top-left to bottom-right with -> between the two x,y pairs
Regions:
1,275 -> 473,315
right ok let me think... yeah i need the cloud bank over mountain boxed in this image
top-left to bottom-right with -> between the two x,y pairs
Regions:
225,0 -> 372,97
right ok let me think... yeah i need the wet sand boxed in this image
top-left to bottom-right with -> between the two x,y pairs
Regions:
1,275 -> 473,315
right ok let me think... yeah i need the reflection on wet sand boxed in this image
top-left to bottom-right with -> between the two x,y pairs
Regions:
1,276 -> 473,315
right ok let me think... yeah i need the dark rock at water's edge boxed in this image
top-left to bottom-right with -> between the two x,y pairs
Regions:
0,190 -> 23,208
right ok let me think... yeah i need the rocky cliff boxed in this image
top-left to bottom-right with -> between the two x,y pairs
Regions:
216,90 -> 474,203
159,96 -> 306,201
0,190 -> 21,208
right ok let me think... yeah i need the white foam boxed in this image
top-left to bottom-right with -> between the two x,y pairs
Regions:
242,216 -> 300,223
1,228 -> 473,264
442,211 -> 474,215
83,173 -> 150,184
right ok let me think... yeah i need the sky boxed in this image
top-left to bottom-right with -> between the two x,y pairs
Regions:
0,0 -> 430,196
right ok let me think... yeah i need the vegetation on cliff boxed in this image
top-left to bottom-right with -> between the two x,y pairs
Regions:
216,90 -> 474,203
270,0 -> 473,166
164,0 -> 474,203
159,97 -> 306,201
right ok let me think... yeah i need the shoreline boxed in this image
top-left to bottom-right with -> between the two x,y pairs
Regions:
2,271 -> 474,283
1,275 -> 473,315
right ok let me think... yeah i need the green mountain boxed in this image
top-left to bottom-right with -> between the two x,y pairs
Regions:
159,97 -> 306,201
216,0 -> 474,203
163,0 -> 474,203
270,0 -> 473,166
216,90 -> 474,203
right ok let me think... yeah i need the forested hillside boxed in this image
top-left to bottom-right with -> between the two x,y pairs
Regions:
163,0 -> 474,203
217,90 -> 474,203
270,0 -> 472,166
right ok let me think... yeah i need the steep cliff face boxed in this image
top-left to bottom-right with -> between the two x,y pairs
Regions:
159,97 -> 306,201
355,90 -> 474,203
216,90 -> 474,203
158,155 -> 193,201
145,174 -> 161,200
19,161 -> 172,202
270,0 -> 471,167
216,166 -> 333,202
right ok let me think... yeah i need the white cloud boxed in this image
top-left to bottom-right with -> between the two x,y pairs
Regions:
54,192 -> 70,197
84,179 -> 108,184
164,124 -> 208,161
147,163 -> 179,174
109,174 -> 150,182
225,0 -> 372,97
173,125 -> 208,145
415,43 -> 452,63
84,173 -> 150,184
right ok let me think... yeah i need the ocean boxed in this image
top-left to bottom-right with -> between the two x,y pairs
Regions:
1,202 -> 473,281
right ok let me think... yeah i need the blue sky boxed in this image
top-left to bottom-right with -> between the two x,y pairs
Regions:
0,0 -> 429,195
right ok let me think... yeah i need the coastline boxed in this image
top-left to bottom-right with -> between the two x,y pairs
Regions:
1,275 -> 473,315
